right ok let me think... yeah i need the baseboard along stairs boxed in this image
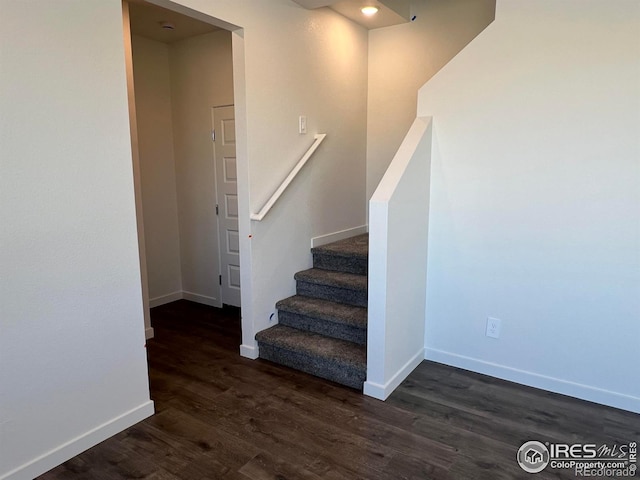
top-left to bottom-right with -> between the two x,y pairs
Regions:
255,234 -> 368,389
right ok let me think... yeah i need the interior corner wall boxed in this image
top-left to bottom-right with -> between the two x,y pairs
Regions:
158,0 -> 368,354
419,0 -> 640,412
0,1 -> 154,479
366,0 -> 496,201
236,6 -> 368,350
169,29 -> 234,306
131,35 -> 183,303
124,4 -> 153,339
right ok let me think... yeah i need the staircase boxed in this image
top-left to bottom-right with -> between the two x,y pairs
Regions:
255,234 -> 368,389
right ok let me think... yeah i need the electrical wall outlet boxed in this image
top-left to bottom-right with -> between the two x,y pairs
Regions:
486,317 -> 501,338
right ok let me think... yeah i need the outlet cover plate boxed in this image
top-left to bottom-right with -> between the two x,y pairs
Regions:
486,317 -> 501,338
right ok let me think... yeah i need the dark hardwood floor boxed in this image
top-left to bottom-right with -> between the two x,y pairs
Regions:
39,300 -> 639,480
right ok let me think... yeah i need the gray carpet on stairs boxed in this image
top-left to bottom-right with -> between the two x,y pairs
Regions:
277,295 -> 367,345
295,268 -> 367,307
312,233 -> 368,259
255,325 -> 366,389
312,233 -> 369,275
256,234 -> 369,389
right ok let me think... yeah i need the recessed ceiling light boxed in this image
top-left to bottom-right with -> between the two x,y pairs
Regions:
361,6 -> 379,16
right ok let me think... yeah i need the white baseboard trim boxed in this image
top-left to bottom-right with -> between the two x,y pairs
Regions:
149,291 -> 222,309
311,225 -> 368,248
145,327 -> 155,340
364,348 -> 425,401
182,291 -> 221,308
425,348 -> 640,414
240,343 -> 259,359
149,291 -> 183,308
1,400 -> 155,480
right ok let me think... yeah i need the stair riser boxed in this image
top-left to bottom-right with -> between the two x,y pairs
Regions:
278,310 -> 366,346
296,281 -> 367,308
312,253 -> 367,275
258,345 -> 365,389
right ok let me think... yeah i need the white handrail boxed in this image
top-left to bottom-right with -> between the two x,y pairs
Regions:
250,133 -> 326,221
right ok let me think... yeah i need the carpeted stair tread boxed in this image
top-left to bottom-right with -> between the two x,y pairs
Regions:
276,295 -> 367,329
312,234 -> 369,275
295,268 -> 367,307
276,295 -> 367,345
256,325 -> 366,366
311,233 -> 368,259
294,268 -> 367,292
256,325 -> 366,388
256,234 -> 369,389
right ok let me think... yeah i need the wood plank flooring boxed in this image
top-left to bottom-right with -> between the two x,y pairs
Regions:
38,300 -> 639,480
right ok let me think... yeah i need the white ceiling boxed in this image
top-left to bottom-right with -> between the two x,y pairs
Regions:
128,0 -> 412,42
128,1 -> 220,44
292,0 -> 412,29
293,0 -> 337,7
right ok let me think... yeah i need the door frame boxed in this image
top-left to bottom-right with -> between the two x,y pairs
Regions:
123,1 -> 255,357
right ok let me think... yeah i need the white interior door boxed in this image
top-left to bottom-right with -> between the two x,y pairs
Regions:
212,105 -> 241,308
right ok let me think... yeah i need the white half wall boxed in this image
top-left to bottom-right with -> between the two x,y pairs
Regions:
419,0 -> 640,412
0,1 -> 154,478
366,0 -> 495,201
365,117 -> 432,400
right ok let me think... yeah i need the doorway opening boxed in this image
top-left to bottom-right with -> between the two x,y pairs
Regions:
212,105 -> 241,308
123,1 -> 244,339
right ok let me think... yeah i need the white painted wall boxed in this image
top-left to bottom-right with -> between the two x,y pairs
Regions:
131,30 -> 234,308
152,0 -> 369,355
419,0 -> 640,412
366,117 -> 432,400
132,35 -> 183,303
170,30 -> 234,306
241,7 -> 368,353
366,0 -> 495,201
124,5 -> 153,339
0,1 -> 154,478
0,0 -> 367,473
